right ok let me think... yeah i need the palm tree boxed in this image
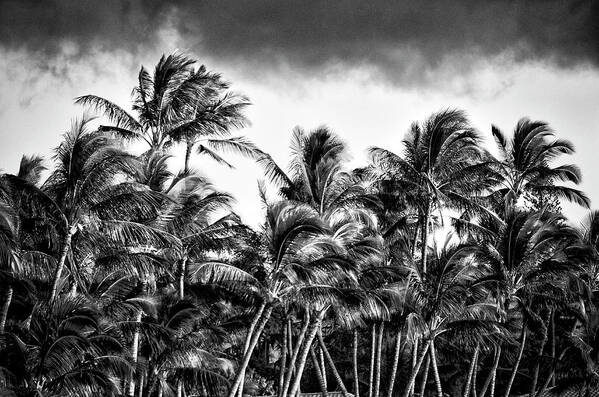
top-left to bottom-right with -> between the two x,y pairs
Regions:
470,209 -> 580,397
220,197 -> 376,397
36,117 -> 169,303
132,292 -> 235,397
15,294 -> 130,396
75,53 -> 256,171
149,171 -> 240,300
576,210 -> 599,294
490,118 -> 590,210
364,165 -> 420,397
369,109 -> 492,274
256,126 -> 381,395
205,199 -> 331,397
399,237 -> 499,397
0,155 -> 55,326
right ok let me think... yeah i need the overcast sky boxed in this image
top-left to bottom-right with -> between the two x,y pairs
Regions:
1,1 -> 598,226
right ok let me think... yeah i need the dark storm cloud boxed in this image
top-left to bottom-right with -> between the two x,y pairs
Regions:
1,0 -> 598,82
0,0 -> 168,54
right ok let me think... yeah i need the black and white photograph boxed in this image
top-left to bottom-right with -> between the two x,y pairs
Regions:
1,1 -> 599,396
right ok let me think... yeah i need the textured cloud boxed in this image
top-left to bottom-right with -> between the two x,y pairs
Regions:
1,0 -> 598,84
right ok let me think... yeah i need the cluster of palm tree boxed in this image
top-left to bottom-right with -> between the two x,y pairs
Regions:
1,52 -> 598,397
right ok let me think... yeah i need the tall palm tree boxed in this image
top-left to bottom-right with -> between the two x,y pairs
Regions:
490,118 -> 590,210
218,197 -> 374,397
369,109 -> 492,274
37,117 -> 168,303
471,209 -> 580,397
256,126 -> 381,395
75,53 -> 256,171
204,199 -> 331,397
399,237 -> 498,397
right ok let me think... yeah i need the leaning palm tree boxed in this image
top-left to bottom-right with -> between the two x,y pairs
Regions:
254,126 -> 381,395
75,52 -> 256,171
217,198 -> 366,397
279,210 -> 380,397
397,237 -> 499,397
186,199 -> 325,397
490,118 -> 590,211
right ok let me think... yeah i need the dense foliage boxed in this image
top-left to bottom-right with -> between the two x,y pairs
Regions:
1,53 -> 597,397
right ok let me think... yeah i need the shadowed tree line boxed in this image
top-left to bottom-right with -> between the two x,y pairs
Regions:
1,52 -> 598,397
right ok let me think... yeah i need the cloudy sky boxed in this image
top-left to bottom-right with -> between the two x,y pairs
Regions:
1,1 -> 598,226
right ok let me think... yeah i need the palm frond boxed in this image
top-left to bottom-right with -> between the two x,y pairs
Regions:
75,95 -> 141,132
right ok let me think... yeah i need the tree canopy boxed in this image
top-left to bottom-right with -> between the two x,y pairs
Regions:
0,52 -> 597,397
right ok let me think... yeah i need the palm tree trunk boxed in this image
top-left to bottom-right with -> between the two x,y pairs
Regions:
178,256 -> 188,299
0,285 -> 13,332
317,330 -> 350,397
374,322 -> 385,397
228,305 -> 273,397
479,345 -> 501,397
177,380 -> 183,397
535,349 -> 566,397
409,338 -> 419,397
287,317 -> 295,387
236,302 -> 267,397
289,310 -> 326,397
354,329 -> 361,397
142,367 -> 156,397
184,141 -> 193,174
49,227 -> 75,303
530,311 -> 552,397
411,222 -> 420,257
402,339 -> 431,397
369,324 -> 376,397
288,317 -> 294,354
319,335 -> 328,391
463,344 -> 480,397
421,204 -> 430,273
429,339 -> 443,397
311,346 -> 329,397
137,372 -> 144,397
279,318 -> 288,395
282,311 -> 311,397
387,329 -> 402,397
550,311 -> 556,388
535,319 -> 579,397
503,328 -> 527,397
418,355 -> 431,397
128,310 -> 143,396
472,350 -> 479,397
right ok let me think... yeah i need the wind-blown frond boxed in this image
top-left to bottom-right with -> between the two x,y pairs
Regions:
75,95 -> 141,132
204,137 -> 261,160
